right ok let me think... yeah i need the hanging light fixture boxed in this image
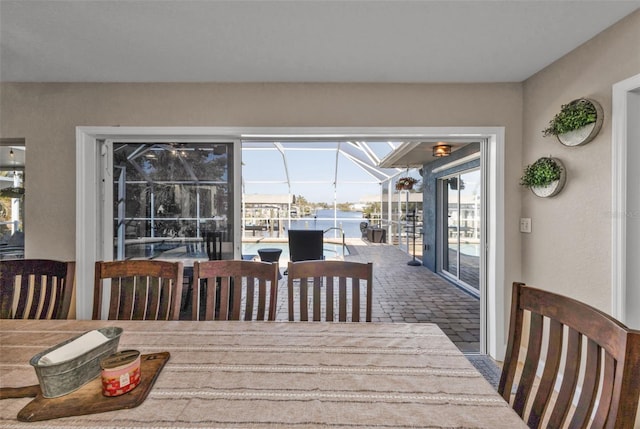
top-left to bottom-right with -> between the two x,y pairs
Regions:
432,144 -> 452,157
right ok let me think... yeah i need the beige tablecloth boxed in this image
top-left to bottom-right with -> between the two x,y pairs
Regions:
0,320 -> 527,428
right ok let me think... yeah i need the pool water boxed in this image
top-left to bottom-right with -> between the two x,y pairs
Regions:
449,243 -> 481,257
242,242 -> 349,263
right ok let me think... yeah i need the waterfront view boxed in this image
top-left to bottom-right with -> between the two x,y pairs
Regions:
243,207 -> 375,240
287,209 -> 365,238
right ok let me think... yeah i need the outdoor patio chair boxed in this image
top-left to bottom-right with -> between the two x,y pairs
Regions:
288,229 -> 324,262
183,231 -> 225,310
93,260 -> 183,320
498,282 -> 640,428
359,221 -> 368,239
185,239 -> 206,259
192,260 -> 278,321
287,260 -> 373,322
0,259 -> 75,319
204,231 -> 224,261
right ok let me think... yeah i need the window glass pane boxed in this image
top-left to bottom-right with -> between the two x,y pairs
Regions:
113,142 -> 233,260
458,169 -> 481,290
0,143 -> 25,260
441,169 -> 480,292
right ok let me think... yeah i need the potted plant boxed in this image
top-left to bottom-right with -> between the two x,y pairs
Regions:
542,98 -> 603,146
395,177 -> 418,191
520,157 -> 566,198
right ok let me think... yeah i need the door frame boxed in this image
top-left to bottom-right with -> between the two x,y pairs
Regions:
612,73 -> 640,324
77,126 -> 505,358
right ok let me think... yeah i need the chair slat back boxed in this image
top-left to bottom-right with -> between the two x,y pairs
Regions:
204,232 -> 223,261
93,260 -> 183,320
0,259 -> 75,319
498,282 -> 640,429
192,260 -> 278,321
287,260 -> 373,322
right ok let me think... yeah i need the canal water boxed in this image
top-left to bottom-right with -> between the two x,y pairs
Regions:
288,209 -> 365,238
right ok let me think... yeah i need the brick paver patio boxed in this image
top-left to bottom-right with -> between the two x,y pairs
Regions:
182,239 -> 481,352
274,239 -> 480,353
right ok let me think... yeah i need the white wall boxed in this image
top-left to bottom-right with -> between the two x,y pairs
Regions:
521,10 -> 640,312
0,82 -> 524,331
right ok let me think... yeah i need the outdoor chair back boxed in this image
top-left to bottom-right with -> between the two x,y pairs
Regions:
93,260 -> 183,320
498,282 -> 640,428
183,231 -> 225,310
288,229 -> 324,262
0,259 -> 75,319
287,260 -> 373,322
192,260 -> 278,321
183,232 -> 223,260
204,231 -> 223,261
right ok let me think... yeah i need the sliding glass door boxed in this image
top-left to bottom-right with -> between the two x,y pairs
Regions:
440,168 -> 481,294
107,141 -> 235,262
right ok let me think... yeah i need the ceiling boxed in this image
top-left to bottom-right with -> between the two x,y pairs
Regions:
377,137 -> 481,168
1,1 -> 638,83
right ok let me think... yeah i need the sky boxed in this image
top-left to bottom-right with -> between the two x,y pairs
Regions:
241,142 -> 406,204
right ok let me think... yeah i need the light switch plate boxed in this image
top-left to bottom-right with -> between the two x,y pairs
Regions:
520,218 -> 532,233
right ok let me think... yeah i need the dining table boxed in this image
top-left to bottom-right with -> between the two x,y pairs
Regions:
0,320 -> 527,428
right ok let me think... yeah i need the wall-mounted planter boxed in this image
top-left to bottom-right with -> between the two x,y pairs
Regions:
531,175 -> 565,198
520,157 -> 566,198
543,98 -> 604,147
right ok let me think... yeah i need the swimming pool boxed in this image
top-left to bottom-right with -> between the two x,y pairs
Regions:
242,241 -> 349,263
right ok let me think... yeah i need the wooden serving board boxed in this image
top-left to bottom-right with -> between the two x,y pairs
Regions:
17,352 -> 170,422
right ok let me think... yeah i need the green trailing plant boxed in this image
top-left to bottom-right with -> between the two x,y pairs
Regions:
520,157 -> 562,188
542,99 -> 597,137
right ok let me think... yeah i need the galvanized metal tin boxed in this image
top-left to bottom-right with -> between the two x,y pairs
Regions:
29,327 -> 122,398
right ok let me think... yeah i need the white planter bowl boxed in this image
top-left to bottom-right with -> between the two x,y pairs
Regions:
556,99 -> 604,147
529,158 -> 566,198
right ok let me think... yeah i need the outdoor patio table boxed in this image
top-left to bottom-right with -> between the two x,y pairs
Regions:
257,247 -> 283,279
0,320 -> 527,428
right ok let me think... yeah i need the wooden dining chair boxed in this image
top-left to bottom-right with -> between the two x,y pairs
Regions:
0,259 -> 75,319
93,260 -> 183,320
192,260 -> 279,321
498,282 -> 640,429
287,260 -> 373,322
